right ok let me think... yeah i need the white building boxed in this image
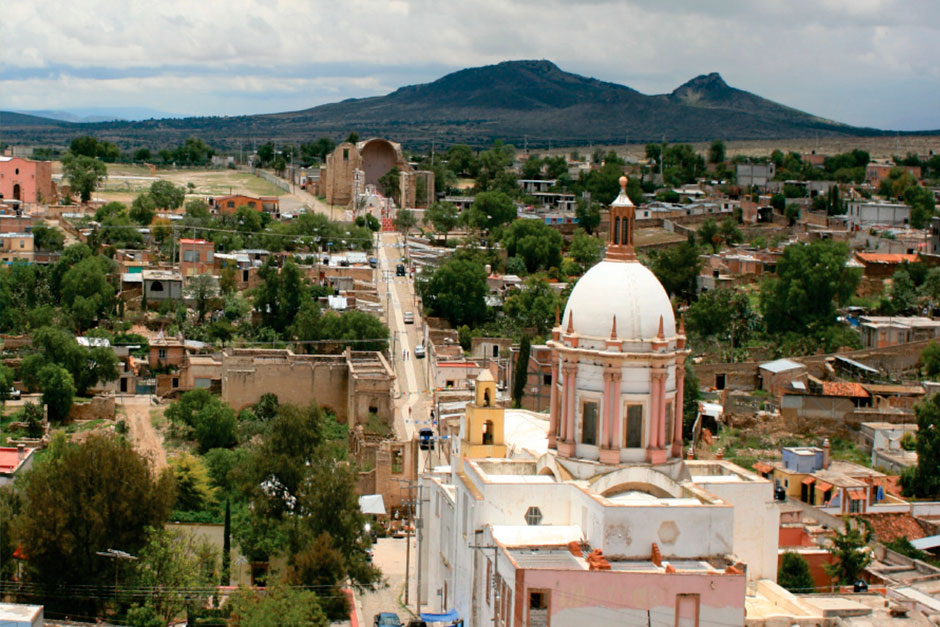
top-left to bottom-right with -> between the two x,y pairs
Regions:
845,200 -> 911,229
420,178 -> 781,627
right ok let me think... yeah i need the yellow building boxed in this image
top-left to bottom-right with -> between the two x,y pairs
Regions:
458,370 -> 506,468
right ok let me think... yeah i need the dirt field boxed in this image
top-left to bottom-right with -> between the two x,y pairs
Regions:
118,396 -> 168,470
91,166 -> 288,205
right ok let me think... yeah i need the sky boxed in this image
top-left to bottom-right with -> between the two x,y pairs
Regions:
2,0 -> 939,131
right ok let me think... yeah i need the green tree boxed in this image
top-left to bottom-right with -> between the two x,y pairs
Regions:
13,434 -> 175,612
229,585 -> 328,627
502,276 -> 563,337
569,229 -> 604,268
149,180 -> 186,209
760,241 -> 860,334
502,219 -> 563,273
465,191 -> 517,231
708,140 -> 726,164
315,310 -> 389,354
901,392 -> 940,497
823,518 -> 874,585
130,193 -> 157,225
575,197 -> 602,234
886,270 -> 917,315
685,287 -> 755,346
512,335 -> 531,408
778,552 -> 815,593
445,144 -> 478,177
38,363 -> 75,421
31,224 -> 65,252
418,257 -> 488,327
771,193 -> 786,212
133,148 -> 153,163
378,167 -> 401,201
719,217 -> 742,245
62,153 -> 107,203
132,526 -> 218,624
648,242 -> 703,304
921,342 -> 940,379
393,207 -> 417,235
188,274 -> 217,323
170,453 -> 218,512
424,201 -> 459,243
697,218 -> 722,252
166,389 -> 238,452
0,364 -> 13,403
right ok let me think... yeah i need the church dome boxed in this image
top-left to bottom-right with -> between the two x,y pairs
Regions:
562,259 -> 675,340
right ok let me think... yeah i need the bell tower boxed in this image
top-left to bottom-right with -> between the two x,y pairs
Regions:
605,176 -> 637,262
459,370 -> 506,468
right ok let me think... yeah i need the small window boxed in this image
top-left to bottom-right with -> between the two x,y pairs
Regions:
581,400 -> 598,445
227,201 -> 235,208
625,404 -> 643,448
158,348 -> 167,359
528,591 -> 549,627
524,506 -> 542,526
391,447 -> 403,474
543,373 -> 552,385
171,377 -> 179,388
492,345 -> 499,358
482,420 -> 494,445
343,148 -> 349,160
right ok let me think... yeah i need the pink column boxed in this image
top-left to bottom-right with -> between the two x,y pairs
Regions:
565,366 -> 577,441
648,367 -> 667,463
548,358 -> 560,448
673,366 -> 686,456
599,371 -> 611,449
609,371 -> 621,448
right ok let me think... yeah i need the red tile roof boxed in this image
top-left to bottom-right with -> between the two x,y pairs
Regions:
861,513 -> 927,543
821,382 -> 870,398
855,253 -> 919,265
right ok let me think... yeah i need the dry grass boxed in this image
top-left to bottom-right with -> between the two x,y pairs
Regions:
93,166 -> 287,204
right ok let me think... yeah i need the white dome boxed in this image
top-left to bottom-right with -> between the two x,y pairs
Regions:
562,260 -> 675,340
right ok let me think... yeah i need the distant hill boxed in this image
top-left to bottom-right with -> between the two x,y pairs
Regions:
12,107 -> 187,124
0,60 -> 912,150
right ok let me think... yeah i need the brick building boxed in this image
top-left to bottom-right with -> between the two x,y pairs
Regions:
0,157 -> 54,204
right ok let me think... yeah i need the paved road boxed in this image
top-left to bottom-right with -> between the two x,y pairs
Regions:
357,537 -> 414,625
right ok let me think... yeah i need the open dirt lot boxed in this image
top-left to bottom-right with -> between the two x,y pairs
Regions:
88,165 -> 288,205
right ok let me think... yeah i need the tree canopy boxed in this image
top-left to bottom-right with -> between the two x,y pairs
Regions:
418,256 -> 488,328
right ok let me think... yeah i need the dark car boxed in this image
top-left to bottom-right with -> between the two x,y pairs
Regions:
396,263 -> 406,277
369,257 -> 378,268
375,613 -> 402,627
419,428 -> 434,450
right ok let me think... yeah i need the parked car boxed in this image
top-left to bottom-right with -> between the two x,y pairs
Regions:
369,257 -> 378,268
375,613 -> 402,627
396,263 -> 406,276
8,388 -> 20,400
414,343 -> 425,358
419,428 -> 434,450
404,312 -> 415,324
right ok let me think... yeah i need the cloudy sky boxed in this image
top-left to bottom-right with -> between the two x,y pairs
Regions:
2,0 -> 939,130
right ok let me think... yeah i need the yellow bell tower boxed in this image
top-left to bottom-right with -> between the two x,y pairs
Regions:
460,370 -> 507,463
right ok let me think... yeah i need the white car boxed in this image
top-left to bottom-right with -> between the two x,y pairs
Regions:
403,312 -> 415,324
414,344 -> 426,358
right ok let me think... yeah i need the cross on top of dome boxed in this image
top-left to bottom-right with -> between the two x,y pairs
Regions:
606,176 -> 636,262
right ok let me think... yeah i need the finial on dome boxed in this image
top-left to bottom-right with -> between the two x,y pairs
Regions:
619,175 -> 628,192
610,315 -> 617,340
567,310 -> 575,334
656,315 -> 665,340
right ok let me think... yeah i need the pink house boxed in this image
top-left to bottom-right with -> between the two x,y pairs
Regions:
0,157 -> 54,204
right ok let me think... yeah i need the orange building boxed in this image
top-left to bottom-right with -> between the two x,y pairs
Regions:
179,238 -> 215,276
212,194 -> 279,216
0,157 -> 54,204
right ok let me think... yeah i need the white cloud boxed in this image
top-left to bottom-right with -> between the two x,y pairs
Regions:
1,0 -> 939,128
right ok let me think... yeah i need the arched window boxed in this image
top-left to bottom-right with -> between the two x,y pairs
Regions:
150,280 -> 164,292
482,420 -> 494,445
483,388 -> 491,407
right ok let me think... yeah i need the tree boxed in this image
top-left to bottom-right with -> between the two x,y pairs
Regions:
708,140 -> 726,164
418,258 -> 488,327
778,552 -> 815,593
0,364 -> 13,403
648,242 -> 703,304
824,518 -> 874,585
13,434 -> 175,612
31,224 -> 64,252
502,276 -> 563,337
188,274 -> 217,323
512,335 -> 531,408
771,193 -> 786,212
685,287 -> 755,346
62,153 -> 107,203
719,217 -> 742,245
38,363 -> 75,421
760,241 -> 860,334
886,270 -> 917,315
424,201 -> 459,243
697,218 -> 722,252
378,167 -> 401,201
465,191 -> 516,231
166,389 -> 238,453
130,193 -> 157,225
229,585 -> 328,627
569,230 -> 604,268
149,180 -> 186,210
393,207 -> 417,235
922,342 -> 940,380
901,392 -> 940,497
501,220 -> 563,273
575,197 -> 602,234
170,453 -> 218,512
445,144 -> 478,177
132,526 -> 218,624
314,311 -> 389,354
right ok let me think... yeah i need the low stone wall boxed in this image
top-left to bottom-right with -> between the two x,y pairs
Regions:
67,396 -> 116,422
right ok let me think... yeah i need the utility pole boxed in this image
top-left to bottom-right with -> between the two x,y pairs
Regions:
394,477 -> 427,615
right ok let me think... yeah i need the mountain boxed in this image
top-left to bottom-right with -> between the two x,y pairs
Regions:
0,60 -> 901,150
13,107 -> 188,123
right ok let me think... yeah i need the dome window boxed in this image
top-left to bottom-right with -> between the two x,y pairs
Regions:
524,506 -> 542,526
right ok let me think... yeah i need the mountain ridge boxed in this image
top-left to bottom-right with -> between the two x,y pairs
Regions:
0,60 -> 914,150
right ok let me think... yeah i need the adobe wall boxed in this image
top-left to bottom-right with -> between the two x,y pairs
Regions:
221,350 -> 350,419
67,396 -> 116,422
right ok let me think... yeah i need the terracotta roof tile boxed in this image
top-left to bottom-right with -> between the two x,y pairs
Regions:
821,382 -> 870,398
855,253 -> 919,265
861,512 -> 927,543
